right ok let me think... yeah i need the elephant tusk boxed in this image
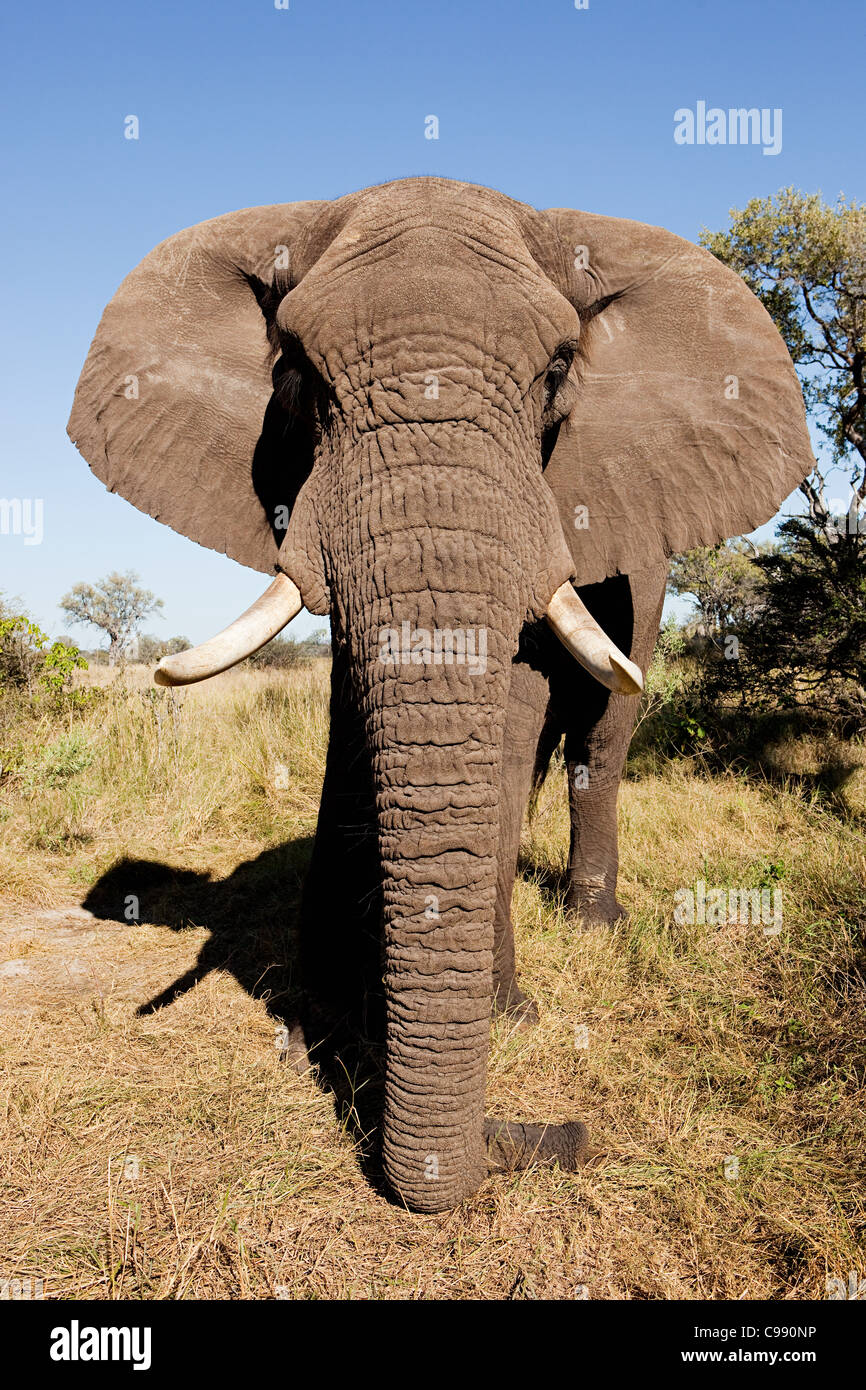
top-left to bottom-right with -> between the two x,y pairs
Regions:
154,573 -> 304,687
545,582 -> 644,696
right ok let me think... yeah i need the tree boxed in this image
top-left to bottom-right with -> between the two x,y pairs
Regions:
137,633 -> 192,664
700,189 -> 865,540
756,519 -> 866,696
702,518 -> 866,724
667,541 -> 767,641
693,191 -> 866,728
60,571 -> 163,666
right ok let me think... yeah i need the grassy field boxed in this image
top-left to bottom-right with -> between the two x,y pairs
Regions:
0,663 -> 864,1299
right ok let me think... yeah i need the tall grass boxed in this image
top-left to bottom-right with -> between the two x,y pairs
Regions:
0,666 -> 329,902
0,663 -> 863,1299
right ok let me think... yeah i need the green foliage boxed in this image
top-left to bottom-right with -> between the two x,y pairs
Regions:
644,699 -> 709,758
757,858 -> 787,888
755,520 -> 865,694
0,613 -> 46,691
632,618 -> 709,758
0,598 -> 88,700
25,729 -> 94,789
41,640 -> 89,693
702,518 -> 866,726
643,616 -> 687,699
684,189 -> 866,736
667,542 -> 768,638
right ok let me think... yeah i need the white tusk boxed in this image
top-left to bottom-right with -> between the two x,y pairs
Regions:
154,573 -> 303,687
545,582 -> 644,696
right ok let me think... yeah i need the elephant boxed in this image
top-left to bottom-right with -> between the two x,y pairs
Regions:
68,176 -> 813,1212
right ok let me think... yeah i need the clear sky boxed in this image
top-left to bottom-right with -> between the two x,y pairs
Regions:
1,0 -> 863,646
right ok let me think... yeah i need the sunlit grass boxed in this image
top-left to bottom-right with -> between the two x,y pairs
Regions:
0,664 -> 863,1298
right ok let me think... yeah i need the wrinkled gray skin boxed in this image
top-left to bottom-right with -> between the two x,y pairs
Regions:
68,177 -> 813,1212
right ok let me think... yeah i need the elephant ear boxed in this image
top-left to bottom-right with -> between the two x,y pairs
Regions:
540,208 -> 814,586
67,201 -> 330,575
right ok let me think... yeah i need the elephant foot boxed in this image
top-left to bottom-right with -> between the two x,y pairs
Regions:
492,979 -> 540,1029
565,880 -> 629,927
484,1117 -> 600,1172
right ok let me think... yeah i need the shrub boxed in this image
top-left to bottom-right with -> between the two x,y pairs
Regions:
25,730 -> 94,789
247,629 -> 329,670
0,599 -> 88,699
136,634 -> 192,664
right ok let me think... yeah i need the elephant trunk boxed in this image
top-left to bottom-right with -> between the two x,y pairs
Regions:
311,420 -> 579,1211
373,647 -> 507,1210
322,423 -> 538,1209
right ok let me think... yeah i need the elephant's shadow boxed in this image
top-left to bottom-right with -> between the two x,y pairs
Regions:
82,842 -> 389,1191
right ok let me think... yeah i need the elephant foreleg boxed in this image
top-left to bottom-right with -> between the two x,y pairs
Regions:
492,565 -> 666,1017
562,565 -> 666,925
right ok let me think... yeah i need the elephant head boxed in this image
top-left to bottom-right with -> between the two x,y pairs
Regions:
68,177 -> 812,1211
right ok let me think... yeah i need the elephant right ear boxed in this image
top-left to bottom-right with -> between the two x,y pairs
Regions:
67,201 -> 331,575
538,208 -> 815,587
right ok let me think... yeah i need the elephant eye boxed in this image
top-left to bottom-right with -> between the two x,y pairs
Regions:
273,331 -> 334,428
544,342 -> 577,405
542,344 -> 575,405
274,364 -> 305,414
545,362 -> 567,402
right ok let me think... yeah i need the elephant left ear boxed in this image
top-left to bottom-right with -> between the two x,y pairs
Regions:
67,200 -> 330,575
539,208 -> 814,586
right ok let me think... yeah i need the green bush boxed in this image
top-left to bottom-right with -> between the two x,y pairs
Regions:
25,730 -> 94,789
0,598 -> 87,700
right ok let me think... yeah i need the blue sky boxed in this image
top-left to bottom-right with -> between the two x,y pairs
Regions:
1,0 -> 863,645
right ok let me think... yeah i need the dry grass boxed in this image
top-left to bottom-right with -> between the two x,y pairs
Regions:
0,665 -> 864,1299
